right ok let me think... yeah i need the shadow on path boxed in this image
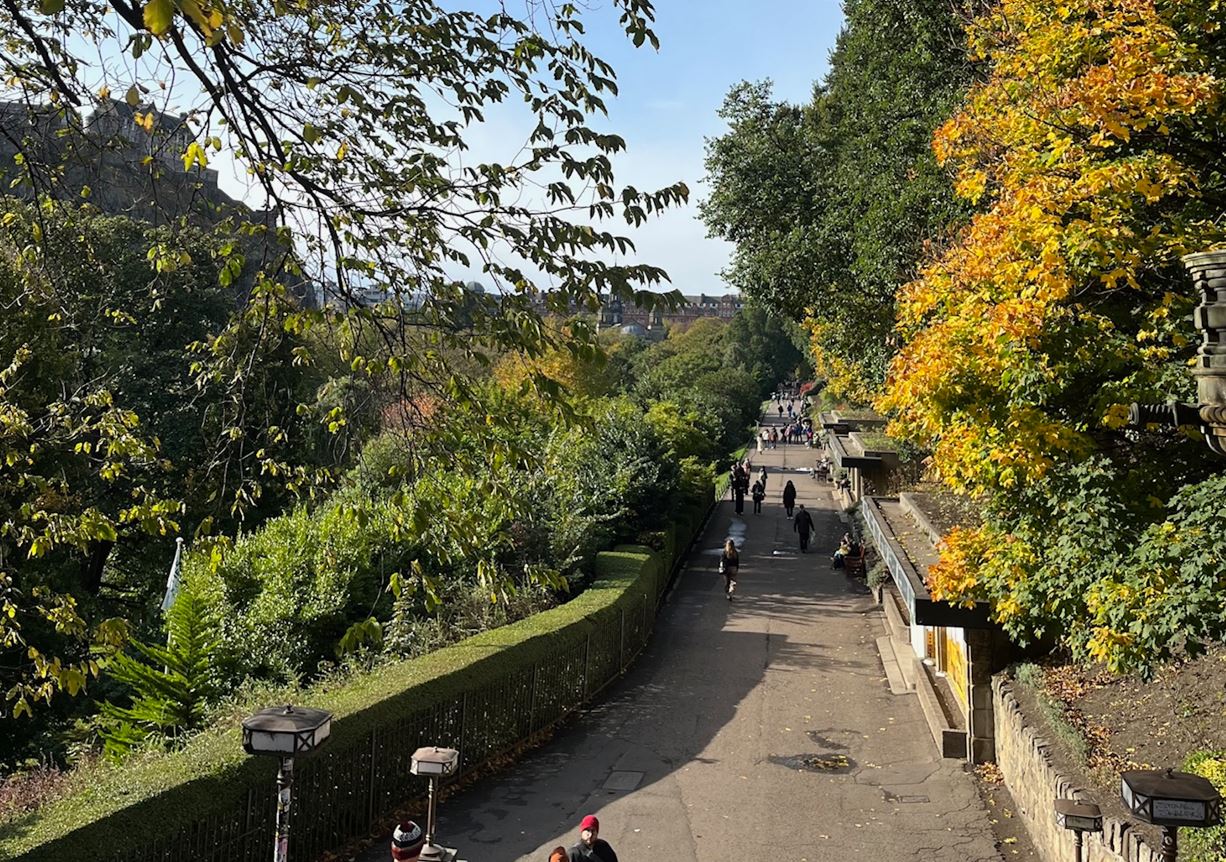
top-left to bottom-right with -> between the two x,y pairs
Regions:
358,423 -> 1000,862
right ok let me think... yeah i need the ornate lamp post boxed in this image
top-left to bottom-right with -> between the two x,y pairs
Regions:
242,705 -> 333,862
1121,768 -> 1222,862
410,746 -> 460,862
1129,250 -> 1226,455
1054,799 -> 1103,862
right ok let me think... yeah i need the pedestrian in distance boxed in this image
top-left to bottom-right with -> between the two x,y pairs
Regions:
751,479 -> 765,514
569,814 -> 619,862
777,403 -> 784,418
732,462 -> 747,514
719,538 -> 740,599
782,480 -> 797,518
794,504 -> 815,552
758,465 -> 768,490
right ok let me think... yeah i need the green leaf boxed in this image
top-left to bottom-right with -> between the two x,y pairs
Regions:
143,0 -> 174,36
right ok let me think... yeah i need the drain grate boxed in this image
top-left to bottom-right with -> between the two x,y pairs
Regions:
602,770 -> 644,791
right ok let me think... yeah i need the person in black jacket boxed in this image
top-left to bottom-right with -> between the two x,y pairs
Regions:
751,479 -> 765,514
782,480 -> 797,518
568,814 -> 618,862
793,504 -> 815,552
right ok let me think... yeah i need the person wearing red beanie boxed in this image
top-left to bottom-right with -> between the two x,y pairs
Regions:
567,814 -> 618,861
390,821 -> 425,861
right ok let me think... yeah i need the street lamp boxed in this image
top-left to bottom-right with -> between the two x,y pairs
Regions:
1121,768 -> 1222,862
1054,799 -> 1103,862
1128,250 -> 1226,456
410,746 -> 460,862
242,705 -> 333,862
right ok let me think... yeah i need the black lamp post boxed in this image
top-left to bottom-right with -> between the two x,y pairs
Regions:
1129,250 -> 1226,455
242,705 -> 333,862
410,746 -> 460,862
1121,768 -> 1222,862
1055,799 -> 1103,862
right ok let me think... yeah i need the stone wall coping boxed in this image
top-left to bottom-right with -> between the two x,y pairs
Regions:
993,674 -> 1163,862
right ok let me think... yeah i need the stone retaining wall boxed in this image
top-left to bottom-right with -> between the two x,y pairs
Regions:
993,675 -> 1163,862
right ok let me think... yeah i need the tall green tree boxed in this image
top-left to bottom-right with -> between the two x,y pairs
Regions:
0,0 -> 685,716
0,205 -> 358,731
701,0 -> 974,399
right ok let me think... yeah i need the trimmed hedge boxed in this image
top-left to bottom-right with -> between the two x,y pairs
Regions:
0,488 -> 712,862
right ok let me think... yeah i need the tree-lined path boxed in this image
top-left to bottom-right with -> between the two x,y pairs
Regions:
360,417 -> 1001,862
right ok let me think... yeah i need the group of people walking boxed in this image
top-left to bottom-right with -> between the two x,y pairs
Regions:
756,422 -> 811,451
729,459 -> 770,515
720,399 -> 833,601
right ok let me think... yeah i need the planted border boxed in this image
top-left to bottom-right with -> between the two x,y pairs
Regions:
1,490 -> 712,862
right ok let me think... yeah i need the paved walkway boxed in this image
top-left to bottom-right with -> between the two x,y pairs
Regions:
360,419 -> 1001,862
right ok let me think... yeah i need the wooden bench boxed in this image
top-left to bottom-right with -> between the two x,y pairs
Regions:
844,546 -> 867,578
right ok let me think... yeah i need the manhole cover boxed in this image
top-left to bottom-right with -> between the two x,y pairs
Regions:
602,771 -> 644,791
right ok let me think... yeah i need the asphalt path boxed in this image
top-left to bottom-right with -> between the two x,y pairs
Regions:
360,421 -> 1001,862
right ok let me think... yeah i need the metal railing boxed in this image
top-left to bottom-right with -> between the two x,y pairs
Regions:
100,587 -> 666,862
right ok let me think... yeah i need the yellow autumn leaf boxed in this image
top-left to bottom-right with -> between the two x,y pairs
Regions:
143,0 -> 175,35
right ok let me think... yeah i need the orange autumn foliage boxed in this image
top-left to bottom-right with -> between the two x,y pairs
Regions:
879,0 -> 1226,612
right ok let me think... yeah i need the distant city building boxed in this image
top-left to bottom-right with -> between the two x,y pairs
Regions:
595,291 -> 742,336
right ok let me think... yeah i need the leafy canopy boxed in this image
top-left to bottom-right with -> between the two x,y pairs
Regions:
0,0 -> 687,717
880,0 -> 1226,671
701,0 -> 973,399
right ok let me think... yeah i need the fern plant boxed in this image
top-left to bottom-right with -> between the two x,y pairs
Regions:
99,586 -> 218,758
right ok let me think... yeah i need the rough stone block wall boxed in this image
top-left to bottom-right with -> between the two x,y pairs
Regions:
993,676 -> 1162,862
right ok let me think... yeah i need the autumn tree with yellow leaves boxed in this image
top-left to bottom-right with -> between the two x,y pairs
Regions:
881,0 -> 1226,671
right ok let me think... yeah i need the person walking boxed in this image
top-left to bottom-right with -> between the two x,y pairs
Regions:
758,465 -> 768,491
782,480 -> 797,518
794,504 -> 815,553
719,538 -> 740,599
730,463 -> 746,514
568,815 -> 618,862
777,403 -> 784,419
751,479 -> 765,515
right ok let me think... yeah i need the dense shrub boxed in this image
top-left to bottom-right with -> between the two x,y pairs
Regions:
0,521 -> 708,861
1184,750 -> 1226,862
186,501 -> 403,685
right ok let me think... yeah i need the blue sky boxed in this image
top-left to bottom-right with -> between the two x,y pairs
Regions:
202,2 -> 847,296
578,0 -> 846,294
